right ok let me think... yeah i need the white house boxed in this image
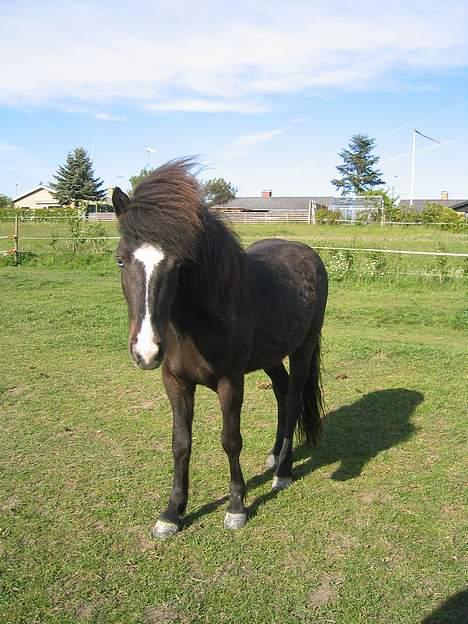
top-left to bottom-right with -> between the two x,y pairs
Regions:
13,185 -> 61,210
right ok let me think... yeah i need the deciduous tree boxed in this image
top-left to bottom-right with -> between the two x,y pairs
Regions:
0,193 -> 12,209
129,167 -> 154,194
202,177 -> 237,207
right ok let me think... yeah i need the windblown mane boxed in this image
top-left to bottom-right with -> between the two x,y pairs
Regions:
120,158 -> 204,260
120,158 -> 247,319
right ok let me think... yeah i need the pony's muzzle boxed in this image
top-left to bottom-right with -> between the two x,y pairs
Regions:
130,341 -> 163,370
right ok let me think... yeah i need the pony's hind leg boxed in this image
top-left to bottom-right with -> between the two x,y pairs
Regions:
264,364 -> 289,470
217,374 -> 248,529
152,368 -> 195,539
272,341 -> 316,491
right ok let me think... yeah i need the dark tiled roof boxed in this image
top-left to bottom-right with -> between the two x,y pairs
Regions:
399,199 -> 468,212
214,196 -> 333,211
449,200 -> 468,212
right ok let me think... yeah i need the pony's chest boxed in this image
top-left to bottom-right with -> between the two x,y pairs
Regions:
167,331 -> 237,389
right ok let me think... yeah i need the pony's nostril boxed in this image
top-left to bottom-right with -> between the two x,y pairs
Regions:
130,342 -> 141,362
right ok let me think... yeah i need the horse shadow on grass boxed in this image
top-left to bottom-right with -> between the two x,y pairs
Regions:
184,387 -> 423,527
421,589 -> 468,623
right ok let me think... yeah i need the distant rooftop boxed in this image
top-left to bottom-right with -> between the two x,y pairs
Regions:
214,192 -> 468,214
13,184 -> 54,203
399,198 -> 468,212
214,196 -> 333,212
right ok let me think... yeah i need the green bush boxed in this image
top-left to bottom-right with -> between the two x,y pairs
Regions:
315,207 -> 342,224
328,249 -> 355,280
387,207 -> 421,223
0,207 -> 81,222
364,251 -> 387,279
381,202 -> 465,231
421,203 -> 464,231
0,250 -> 37,267
87,222 -> 112,253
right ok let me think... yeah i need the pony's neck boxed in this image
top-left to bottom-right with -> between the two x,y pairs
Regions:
179,211 -> 247,322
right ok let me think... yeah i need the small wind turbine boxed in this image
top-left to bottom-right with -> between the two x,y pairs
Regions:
144,146 -> 156,168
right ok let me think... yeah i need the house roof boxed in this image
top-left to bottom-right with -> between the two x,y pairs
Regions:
13,185 -> 55,203
398,198 -> 468,212
214,196 -> 333,212
449,199 -> 468,212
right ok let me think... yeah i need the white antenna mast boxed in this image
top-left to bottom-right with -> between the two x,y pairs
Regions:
144,146 -> 156,168
409,129 -> 441,207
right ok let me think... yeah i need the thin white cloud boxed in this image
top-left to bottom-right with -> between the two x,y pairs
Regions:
0,1 -> 466,110
145,99 -> 268,114
0,142 -> 21,152
232,129 -> 284,148
289,117 -> 309,125
61,105 -> 126,121
93,112 -> 126,121
222,127 -> 285,159
381,140 -> 457,164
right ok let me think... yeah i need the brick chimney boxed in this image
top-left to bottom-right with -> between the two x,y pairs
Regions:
261,189 -> 272,198
440,191 -> 448,201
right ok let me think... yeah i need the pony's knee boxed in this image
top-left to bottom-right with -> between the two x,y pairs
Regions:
221,430 -> 242,456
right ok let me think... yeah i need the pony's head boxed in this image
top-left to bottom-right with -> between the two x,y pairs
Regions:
113,159 -> 203,370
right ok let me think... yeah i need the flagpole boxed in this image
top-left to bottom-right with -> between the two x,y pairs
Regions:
409,129 -> 416,207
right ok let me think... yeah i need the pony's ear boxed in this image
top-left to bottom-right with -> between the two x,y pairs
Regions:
112,187 -> 130,216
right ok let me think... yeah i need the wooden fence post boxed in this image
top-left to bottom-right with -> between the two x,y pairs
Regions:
309,200 -> 316,225
14,215 -> 20,266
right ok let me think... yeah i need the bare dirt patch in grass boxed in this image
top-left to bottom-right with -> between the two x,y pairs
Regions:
75,603 -> 95,620
145,604 -> 190,624
310,575 -> 343,609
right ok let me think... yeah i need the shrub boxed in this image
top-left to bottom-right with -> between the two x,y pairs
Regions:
421,203 -> 464,231
0,207 -> 81,222
328,250 -> 355,280
87,222 -> 111,254
67,213 -> 86,253
315,207 -> 342,224
364,251 -> 387,279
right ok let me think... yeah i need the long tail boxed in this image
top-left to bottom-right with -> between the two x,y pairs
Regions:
297,337 -> 325,446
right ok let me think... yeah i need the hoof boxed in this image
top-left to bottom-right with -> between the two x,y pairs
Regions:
151,519 -> 179,539
265,454 -> 279,470
224,512 -> 247,530
271,476 -> 292,491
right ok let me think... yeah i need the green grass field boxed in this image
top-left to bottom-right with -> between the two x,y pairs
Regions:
0,225 -> 467,623
1,221 -> 467,280
1,220 -> 467,252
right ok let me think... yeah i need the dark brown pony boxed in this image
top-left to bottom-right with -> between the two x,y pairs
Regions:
113,158 -> 328,537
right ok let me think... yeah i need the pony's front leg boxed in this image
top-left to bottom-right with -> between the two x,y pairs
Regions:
152,367 -> 195,539
217,375 -> 247,530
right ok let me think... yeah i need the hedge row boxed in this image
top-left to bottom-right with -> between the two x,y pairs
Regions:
315,202 -> 465,231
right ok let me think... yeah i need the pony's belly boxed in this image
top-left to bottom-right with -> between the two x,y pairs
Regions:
245,317 -> 305,372
245,348 -> 288,373
245,358 -> 285,374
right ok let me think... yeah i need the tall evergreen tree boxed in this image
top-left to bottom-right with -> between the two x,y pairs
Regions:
331,134 -> 385,195
51,147 -> 106,206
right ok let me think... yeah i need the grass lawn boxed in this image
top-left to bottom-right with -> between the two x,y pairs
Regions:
1,222 -> 467,280
0,253 -> 467,622
1,221 -> 467,252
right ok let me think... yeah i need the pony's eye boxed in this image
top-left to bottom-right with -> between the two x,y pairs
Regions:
116,257 -> 125,268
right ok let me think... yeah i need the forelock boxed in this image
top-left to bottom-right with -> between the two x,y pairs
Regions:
119,157 -> 205,260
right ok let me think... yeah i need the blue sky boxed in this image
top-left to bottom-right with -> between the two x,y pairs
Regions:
1,0 -> 467,200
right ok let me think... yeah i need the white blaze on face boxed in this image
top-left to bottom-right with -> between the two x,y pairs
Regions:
133,243 -> 165,365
